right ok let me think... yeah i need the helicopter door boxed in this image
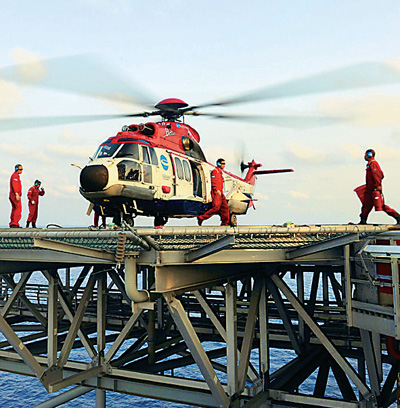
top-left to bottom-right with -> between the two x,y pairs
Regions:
190,162 -> 204,198
171,155 -> 193,197
141,145 -> 152,184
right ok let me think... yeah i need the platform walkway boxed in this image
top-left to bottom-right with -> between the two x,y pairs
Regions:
0,224 -> 398,407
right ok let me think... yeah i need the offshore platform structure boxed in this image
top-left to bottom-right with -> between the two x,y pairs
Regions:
0,224 -> 400,407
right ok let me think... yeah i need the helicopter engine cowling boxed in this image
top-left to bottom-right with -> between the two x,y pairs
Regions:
80,165 -> 109,192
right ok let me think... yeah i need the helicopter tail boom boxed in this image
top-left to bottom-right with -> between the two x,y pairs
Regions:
243,160 -> 294,185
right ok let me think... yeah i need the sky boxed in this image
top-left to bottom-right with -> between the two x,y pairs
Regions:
1,1 -> 400,227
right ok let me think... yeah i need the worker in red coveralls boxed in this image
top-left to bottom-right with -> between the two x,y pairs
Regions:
9,164 -> 23,228
26,180 -> 45,228
359,149 -> 400,224
198,158 -> 230,226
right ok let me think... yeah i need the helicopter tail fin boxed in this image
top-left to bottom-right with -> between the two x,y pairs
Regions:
243,160 -> 294,185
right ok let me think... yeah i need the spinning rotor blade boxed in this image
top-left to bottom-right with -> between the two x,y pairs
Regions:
0,112 -> 151,132
185,112 -> 348,129
189,61 -> 400,109
0,54 -> 155,107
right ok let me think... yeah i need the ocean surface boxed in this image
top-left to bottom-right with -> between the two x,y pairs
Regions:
0,271 -> 396,407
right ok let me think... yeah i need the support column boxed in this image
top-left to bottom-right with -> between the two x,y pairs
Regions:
226,281 -> 238,399
97,270 -> 107,365
164,292 -> 229,408
47,272 -> 58,367
96,388 -> 106,407
259,278 -> 269,390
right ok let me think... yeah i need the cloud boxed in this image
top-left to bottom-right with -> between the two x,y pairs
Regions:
45,144 -> 94,160
284,140 -> 327,163
10,48 -> 47,84
0,144 -> 56,164
0,79 -> 23,116
318,93 -> 400,128
288,190 -> 309,199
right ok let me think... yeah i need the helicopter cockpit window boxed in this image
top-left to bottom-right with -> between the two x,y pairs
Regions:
149,147 -> 158,165
182,160 -> 192,182
117,160 -> 141,182
142,146 -> 150,164
174,157 -> 184,180
115,143 -> 139,160
96,143 -> 120,159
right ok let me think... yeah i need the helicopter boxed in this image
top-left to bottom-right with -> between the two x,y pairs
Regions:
79,97 -> 293,227
1,55 -> 400,227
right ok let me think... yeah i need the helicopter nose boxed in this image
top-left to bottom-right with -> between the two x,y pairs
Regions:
80,165 -> 108,192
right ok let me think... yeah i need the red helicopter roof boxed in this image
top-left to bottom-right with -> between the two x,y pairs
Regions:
155,98 -> 189,110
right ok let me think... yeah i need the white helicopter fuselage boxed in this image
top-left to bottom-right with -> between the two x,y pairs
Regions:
80,137 -> 254,223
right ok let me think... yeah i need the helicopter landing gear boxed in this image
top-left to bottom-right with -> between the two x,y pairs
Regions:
123,214 -> 134,227
229,214 -> 237,227
113,212 -> 135,227
112,212 -> 122,226
154,216 -> 168,228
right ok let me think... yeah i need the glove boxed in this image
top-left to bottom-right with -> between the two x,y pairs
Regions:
31,201 -> 35,205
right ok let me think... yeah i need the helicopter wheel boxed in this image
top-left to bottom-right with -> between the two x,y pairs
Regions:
229,214 -> 237,227
123,214 -> 134,227
154,216 -> 168,228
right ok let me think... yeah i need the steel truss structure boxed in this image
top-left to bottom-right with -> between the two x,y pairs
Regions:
0,224 -> 399,407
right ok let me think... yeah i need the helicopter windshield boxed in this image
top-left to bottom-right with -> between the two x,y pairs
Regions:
95,143 -> 120,159
115,143 -> 139,160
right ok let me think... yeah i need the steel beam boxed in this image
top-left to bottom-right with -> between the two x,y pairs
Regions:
47,272 -> 58,367
359,329 -> 380,397
57,275 -> 96,368
104,311 -> 142,363
34,238 -> 116,261
193,289 -> 259,382
2,274 -> 47,326
0,312 -> 45,380
164,292 -> 230,408
226,282 -> 238,397
270,273 -> 374,401
32,386 -> 94,408
185,235 -> 235,262
1,271 -> 32,317
238,278 -> 261,392
286,233 -> 360,260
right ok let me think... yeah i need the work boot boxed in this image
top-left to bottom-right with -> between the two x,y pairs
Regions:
26,221 -> 30,228
32,222 -> 37,228
394,214 -> 400,225
197,217 -> 203,226
358,217 -> 368,225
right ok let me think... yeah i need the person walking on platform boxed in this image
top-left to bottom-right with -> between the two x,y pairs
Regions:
359,149 -> 400,224
26,180 -> 45,228
9,164 -> 23,228
198,158 -> 230,226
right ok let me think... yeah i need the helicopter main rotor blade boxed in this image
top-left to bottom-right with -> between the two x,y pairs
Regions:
184,111 -> 348,129
0,54 -> 156,107
0,112 -> 152,132
188,61 -> 400,109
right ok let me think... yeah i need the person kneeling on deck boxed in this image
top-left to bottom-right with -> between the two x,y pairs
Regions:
358,149 -> 400,225
197,158 -> 230,226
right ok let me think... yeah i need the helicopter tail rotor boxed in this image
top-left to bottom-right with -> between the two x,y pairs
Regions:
240,161 -> 249,173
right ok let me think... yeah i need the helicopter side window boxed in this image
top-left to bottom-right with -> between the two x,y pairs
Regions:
182,160 -> 192,182
142,146 -> 150,164
174,157 -> 184,180
115,143 -> 139,160
149,147 -> 158,165
96,143 -> 120,159
117,160 -> 141,182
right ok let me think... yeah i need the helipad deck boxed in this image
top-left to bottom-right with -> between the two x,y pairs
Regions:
0,224 -> 398,408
